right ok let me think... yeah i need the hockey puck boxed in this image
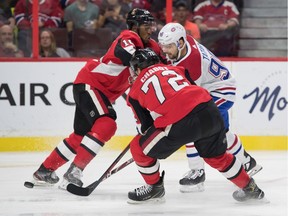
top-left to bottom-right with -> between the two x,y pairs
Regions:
24,181 -> 34,188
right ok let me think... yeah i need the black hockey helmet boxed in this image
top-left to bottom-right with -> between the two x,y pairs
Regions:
129,48 -> 160,84
126,8 -> 155,30
130,48 -> 160,72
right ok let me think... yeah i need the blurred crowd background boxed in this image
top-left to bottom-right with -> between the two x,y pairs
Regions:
0,0 -> 287,58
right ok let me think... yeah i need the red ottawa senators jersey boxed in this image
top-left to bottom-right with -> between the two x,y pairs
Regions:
127,63 -> 212,129
74,30 -> 161,102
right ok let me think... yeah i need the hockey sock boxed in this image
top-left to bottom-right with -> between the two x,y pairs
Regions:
226,131 -> 246,164
130,135 -> 160,185
42,133 -> 81,170
204,152 -> 250,188
73,116 -> 117,170
185,142 -> 205,170
73,133 -> 103,170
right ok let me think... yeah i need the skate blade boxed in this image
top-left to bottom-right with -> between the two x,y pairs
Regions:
248,165 -> 263,177
236,197 -> 270,205
179,182 -> 205,193
58,179 -> 69,190
29,179 -> 55,187
127,197 -> 166,204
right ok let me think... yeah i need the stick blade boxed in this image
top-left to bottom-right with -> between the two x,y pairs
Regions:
66,183 -> 91,196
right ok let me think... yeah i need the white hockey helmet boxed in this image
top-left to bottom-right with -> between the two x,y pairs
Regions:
158,23 -> 187,48
158,23 -> 187,61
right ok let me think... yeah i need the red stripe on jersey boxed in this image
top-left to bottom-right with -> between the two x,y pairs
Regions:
93,88 -> 109,114
215,98 -> 226,106
186,144 -> 196,148
216,87 -> 236,91
141,129 -> 163,152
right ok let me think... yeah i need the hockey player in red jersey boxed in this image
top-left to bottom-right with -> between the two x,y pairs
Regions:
126,48 -> 265,203
31,8 -> 161,189
158,23 -> 262,192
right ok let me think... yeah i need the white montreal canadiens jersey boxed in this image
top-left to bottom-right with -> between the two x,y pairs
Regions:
172,35 -> 236,102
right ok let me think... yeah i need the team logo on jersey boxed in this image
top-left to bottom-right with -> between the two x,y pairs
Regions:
89,110 -> 95,117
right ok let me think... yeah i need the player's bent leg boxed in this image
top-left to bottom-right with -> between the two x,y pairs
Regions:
128,136 -> 165,204
59,116 -> 117,189
204,153 -> 265,202
226,131 -> 263,177
179,143 -> 205,193
73,116 -> 117,169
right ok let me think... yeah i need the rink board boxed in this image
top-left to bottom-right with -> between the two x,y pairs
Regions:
1,60 -> 287,151
0,135 -> 287,151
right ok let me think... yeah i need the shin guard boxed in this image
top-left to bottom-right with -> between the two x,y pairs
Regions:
130,135 -> 160,185
204,153 -> 250,188
73,116 -> 117,169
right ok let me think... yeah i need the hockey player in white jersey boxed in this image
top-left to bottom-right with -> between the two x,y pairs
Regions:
158,23 -> 263,193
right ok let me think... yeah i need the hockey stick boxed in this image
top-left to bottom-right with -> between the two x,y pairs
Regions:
67,144 -> 134,196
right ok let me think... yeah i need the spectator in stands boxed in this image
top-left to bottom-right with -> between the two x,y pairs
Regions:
0,1 -> 15,28
193,0 -> 240,56
0,24 -> 24,57
64,0 -> 100,48
122,0 -> 152,10
98,0 -> 130,38
64,0 -> 100,31
148,1 -> 167,41
174,0 -> 201,42
60,0 -> 76,9
150,0 -> 166,21
39,29 -> 70,57
14,0 -> 64,57
60,0 -> 102,10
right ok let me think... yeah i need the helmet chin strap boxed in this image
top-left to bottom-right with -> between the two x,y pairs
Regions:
176,40 -> 186,61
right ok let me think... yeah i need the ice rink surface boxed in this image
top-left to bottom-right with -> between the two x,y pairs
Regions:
0,150 -> 287,216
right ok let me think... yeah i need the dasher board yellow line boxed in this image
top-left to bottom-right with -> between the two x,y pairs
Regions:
0,136 -> 287,152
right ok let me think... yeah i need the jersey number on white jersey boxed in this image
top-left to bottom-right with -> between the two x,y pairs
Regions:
209,58 -> 230,80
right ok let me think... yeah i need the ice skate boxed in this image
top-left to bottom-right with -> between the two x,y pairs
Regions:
128,171 -> 165,204
243,151 -> 263,177
32,164 -> 59,186
233,178 -> 266,203
179,169 -> 205,192
59,163 -> 83,190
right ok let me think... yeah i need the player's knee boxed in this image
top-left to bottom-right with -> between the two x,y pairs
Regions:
130,136 -> 144,160
90,116 -> 117,142
130,135 -> 141,156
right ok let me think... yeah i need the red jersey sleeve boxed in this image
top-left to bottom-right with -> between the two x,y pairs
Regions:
102,30 -> 145,66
